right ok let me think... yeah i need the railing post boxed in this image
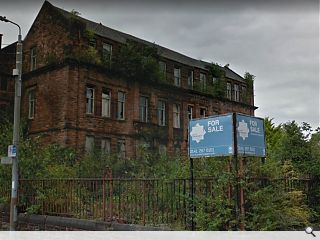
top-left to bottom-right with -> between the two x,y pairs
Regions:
189,157 -> 195,231
103,172 -> 106,221
142,180 -> 146,226
239,157 -> 245,230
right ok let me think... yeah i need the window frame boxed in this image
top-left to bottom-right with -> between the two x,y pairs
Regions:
101,138 -> 111,155
85,136 -> 95,153
117,139 -> 126,160
117,91 -> 126,120
200,107 -> 206,118
226,82 -> 232,100
86,87 -> 95,114
102,90 -> 111,117
173,103 -> 181,128
139,96 -> 149,123
102,43 -> 112,64
234,83 -> 240,102
28,89 -> 36,119
200,72 -> 207,91
187,105 -> 193,120
30,47 -> 37,71
158,100 -> 166,126
174,67 -> 181,87
159,61 -> 166,79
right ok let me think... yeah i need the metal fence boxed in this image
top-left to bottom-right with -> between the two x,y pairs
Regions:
17,177 -> 220,229
0,177 -> 318,230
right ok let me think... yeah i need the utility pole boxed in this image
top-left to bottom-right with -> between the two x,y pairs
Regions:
0,16 -> 22,231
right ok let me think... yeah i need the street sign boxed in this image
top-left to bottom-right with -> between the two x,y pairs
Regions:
189,114 -> 234,158
236,114 -> 266,157
1,157 -> 13,165
8,145 -> 17,157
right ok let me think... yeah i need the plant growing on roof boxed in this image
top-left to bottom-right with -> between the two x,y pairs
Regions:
112,40 -> 163,83
208,63 -> 226,98
243,72 -> 255,103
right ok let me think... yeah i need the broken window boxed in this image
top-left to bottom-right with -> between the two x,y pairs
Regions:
200,107 -> 206,118
188,105 -> 193,120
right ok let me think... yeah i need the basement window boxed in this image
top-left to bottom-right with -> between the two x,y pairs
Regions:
117,140 -> 126,160
101,138 -> 111,155
85,136 -> 95,152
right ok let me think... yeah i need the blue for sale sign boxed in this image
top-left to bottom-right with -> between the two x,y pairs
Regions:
236,114 -> 266,157
189,114 -> 234,158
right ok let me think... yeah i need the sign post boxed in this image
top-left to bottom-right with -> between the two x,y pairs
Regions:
188,113 -> 266,231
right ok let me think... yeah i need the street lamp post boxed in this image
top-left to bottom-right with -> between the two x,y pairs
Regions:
0,16 -> 22,231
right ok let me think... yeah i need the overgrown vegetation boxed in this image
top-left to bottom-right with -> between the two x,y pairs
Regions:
243,72 -> 254,103
112,40 -> 163,83
0,114 -> 319,229
208,63 -> 226,98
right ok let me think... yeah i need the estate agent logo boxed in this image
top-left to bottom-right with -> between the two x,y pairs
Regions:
238,120 -> 250,140
190,123 -> 206,143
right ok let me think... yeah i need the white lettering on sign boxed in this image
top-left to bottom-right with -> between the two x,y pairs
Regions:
207,120 -> 224,133
250,120 -> 261,134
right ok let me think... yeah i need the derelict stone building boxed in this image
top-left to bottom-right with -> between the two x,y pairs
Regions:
0,1 -> 257,159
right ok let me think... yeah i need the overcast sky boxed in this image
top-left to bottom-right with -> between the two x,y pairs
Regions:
1,0 -> 319,129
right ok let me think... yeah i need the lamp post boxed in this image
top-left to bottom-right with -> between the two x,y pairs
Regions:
0,16 -> 22,231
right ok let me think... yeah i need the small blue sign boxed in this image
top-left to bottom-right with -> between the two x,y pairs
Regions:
8,145 -> 17,157
236,114 -> 266,157
189,114 -> 234,158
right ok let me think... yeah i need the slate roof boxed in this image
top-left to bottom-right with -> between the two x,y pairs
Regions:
52,2 -> 245,82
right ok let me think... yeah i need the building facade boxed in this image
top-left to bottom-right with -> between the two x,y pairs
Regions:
0,1 -> 257,159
